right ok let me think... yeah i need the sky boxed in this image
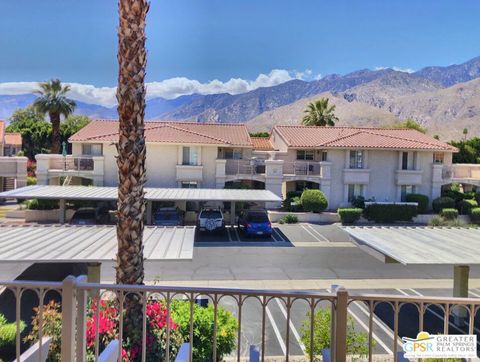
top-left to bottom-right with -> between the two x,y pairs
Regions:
0,0 -> 479,106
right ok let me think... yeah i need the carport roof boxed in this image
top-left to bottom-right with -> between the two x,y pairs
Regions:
343,226 -> 480,265
0,185 -> 282,202
0,225 -> 194,263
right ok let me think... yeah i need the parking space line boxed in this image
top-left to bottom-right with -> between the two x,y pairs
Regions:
274,298 -> 306,354
326,289 -> 394,354
305,224 -> 329,242
233,227 -> 241,242
272,228 -> 285,242
300,224 -> 325,242
404,289 -> 480,336
265,305 -> 287,355
226,227 -> 233,242
469,290 -> 480,298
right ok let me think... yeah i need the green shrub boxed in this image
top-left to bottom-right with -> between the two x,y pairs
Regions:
405,193 -> 429,213
282,214 -> 298,224
440,208 -> 458,220
338,208 -> 363,224
470,208 -> 480,224
428,215 -> 445,226
282,191 -> 303,212
432,197 -> 455,213
363,203 -> 417,223
171,300 -> 237,362
300,189 -> 328,213
300,308 -> 370,360
0,314 -> 25,348
457,199 -> 478,215
26,176 -> 37,186
26,198 -> 59,210
350,195 -> 366,209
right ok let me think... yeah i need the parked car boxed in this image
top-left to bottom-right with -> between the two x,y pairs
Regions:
238,209 -> 272,237
70,207 -> 111,225
153,207 -> 184,226
197,208 -> 225,232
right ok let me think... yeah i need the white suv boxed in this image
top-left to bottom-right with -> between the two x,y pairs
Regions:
197,208 -> 225,232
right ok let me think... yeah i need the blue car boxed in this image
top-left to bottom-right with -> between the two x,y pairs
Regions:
238,209 -> 272,237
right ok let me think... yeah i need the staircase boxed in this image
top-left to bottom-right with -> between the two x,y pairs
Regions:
62,175 -> 73,186
3,177 -> 16,191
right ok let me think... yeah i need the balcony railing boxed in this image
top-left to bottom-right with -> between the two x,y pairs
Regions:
283,161 -> 321,176
48,156 -> 95,172
449,164 -> 480,181
2,275 -> 480,361
225,159 -> 265,176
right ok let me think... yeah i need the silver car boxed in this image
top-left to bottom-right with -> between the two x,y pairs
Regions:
197,208 -> 225,232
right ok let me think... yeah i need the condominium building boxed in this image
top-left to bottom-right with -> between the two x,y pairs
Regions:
36,120 -> 463,209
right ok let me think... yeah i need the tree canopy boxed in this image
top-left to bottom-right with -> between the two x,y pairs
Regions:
33,79 -> 76,153
449,137 -> 480,164
249,132 -> 270,138
301,98 -> 338,126
6,107 -> 90,160
391,119 -> 427,133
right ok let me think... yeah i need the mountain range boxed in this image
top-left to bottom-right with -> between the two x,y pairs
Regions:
1,56 -> 480,140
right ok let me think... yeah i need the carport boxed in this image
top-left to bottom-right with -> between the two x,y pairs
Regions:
344,226 -> 480,300
0,185 -> 282,225
0,224 -> 195,282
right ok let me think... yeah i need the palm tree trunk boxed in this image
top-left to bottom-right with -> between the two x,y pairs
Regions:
116,0 -> 149,346
49,112 -> 61,154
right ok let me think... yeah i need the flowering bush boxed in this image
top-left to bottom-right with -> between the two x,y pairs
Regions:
26,299 -> 183,362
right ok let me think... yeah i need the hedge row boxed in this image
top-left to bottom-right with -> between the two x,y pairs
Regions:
363,203 -> 418,223
337,208 -> 363,224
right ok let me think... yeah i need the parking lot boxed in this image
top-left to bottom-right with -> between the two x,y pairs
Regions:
194,223 -> 351,246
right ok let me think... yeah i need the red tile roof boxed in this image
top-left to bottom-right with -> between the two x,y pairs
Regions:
274,125 -> 457,151
251,137 -> 274,151
70,120 -> 253,147
4,133 -> 22,146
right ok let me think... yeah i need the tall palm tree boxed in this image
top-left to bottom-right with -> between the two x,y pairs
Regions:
301,98 -> 338,126
116,0 -> 149,344
33,79 -> 76,153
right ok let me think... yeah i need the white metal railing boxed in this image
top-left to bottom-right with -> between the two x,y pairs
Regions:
48,156 -> 95,172
225,159 -> 265,176
1,275 -> 480,362
283,161 -> 321,176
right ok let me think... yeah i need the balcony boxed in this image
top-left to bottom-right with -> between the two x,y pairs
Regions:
35,154 -> 104,185
283,161 -> 321,177
3,275 -> 480,361
448,164 -> 480,185
225,159 -> 265,176
176,164 -> 203,181
0,156 -> 27,187
395,169 -> 423,185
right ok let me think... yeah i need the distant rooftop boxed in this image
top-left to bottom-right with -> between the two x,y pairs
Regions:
70,120 -> 253,147
274,125 -> 457,151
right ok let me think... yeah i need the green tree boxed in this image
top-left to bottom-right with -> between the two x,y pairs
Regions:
249,131 -> 270,138
463,128 -> 468,140
392,119 -> 426,133
60,115 -> 91,153
449,138 -> 480,163
6,107 -> 52,159
300,308 -> 370,361
302,98 -> 338,126
33,79 -> 76,154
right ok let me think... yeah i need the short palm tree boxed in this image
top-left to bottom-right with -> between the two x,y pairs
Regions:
33,79 -> 76,153
116,0 -> 149,344
302,98 -> 338,126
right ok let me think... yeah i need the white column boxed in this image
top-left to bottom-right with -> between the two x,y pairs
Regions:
230,202 -> 236,226
146,200 -> 153,225
265,160 -> 284,209
59,199 -> 66,224
453,265 -> 469,324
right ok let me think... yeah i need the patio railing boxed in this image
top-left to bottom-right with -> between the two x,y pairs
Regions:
283,161 -> 321,176
225,159 -> 266,176
1,275 -> 480,362
48,156 -> 95,172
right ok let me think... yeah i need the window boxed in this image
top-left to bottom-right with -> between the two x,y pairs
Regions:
224,148 -> 243,160
348,184 -> 364,202
295,181 -> 319,192
401,185 -> 416,201
433,152 -> 444,164
321,151 -> 328,162
349,150 -> 364,169
82,143 -> 103,156
401,152 -> 416,170
181,181 -> 198,189
297,150 -> 315,161
182,146 -> 199,165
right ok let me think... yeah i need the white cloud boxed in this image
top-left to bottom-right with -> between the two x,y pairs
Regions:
0,68 -> 318,107
374,66 -> 415,74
